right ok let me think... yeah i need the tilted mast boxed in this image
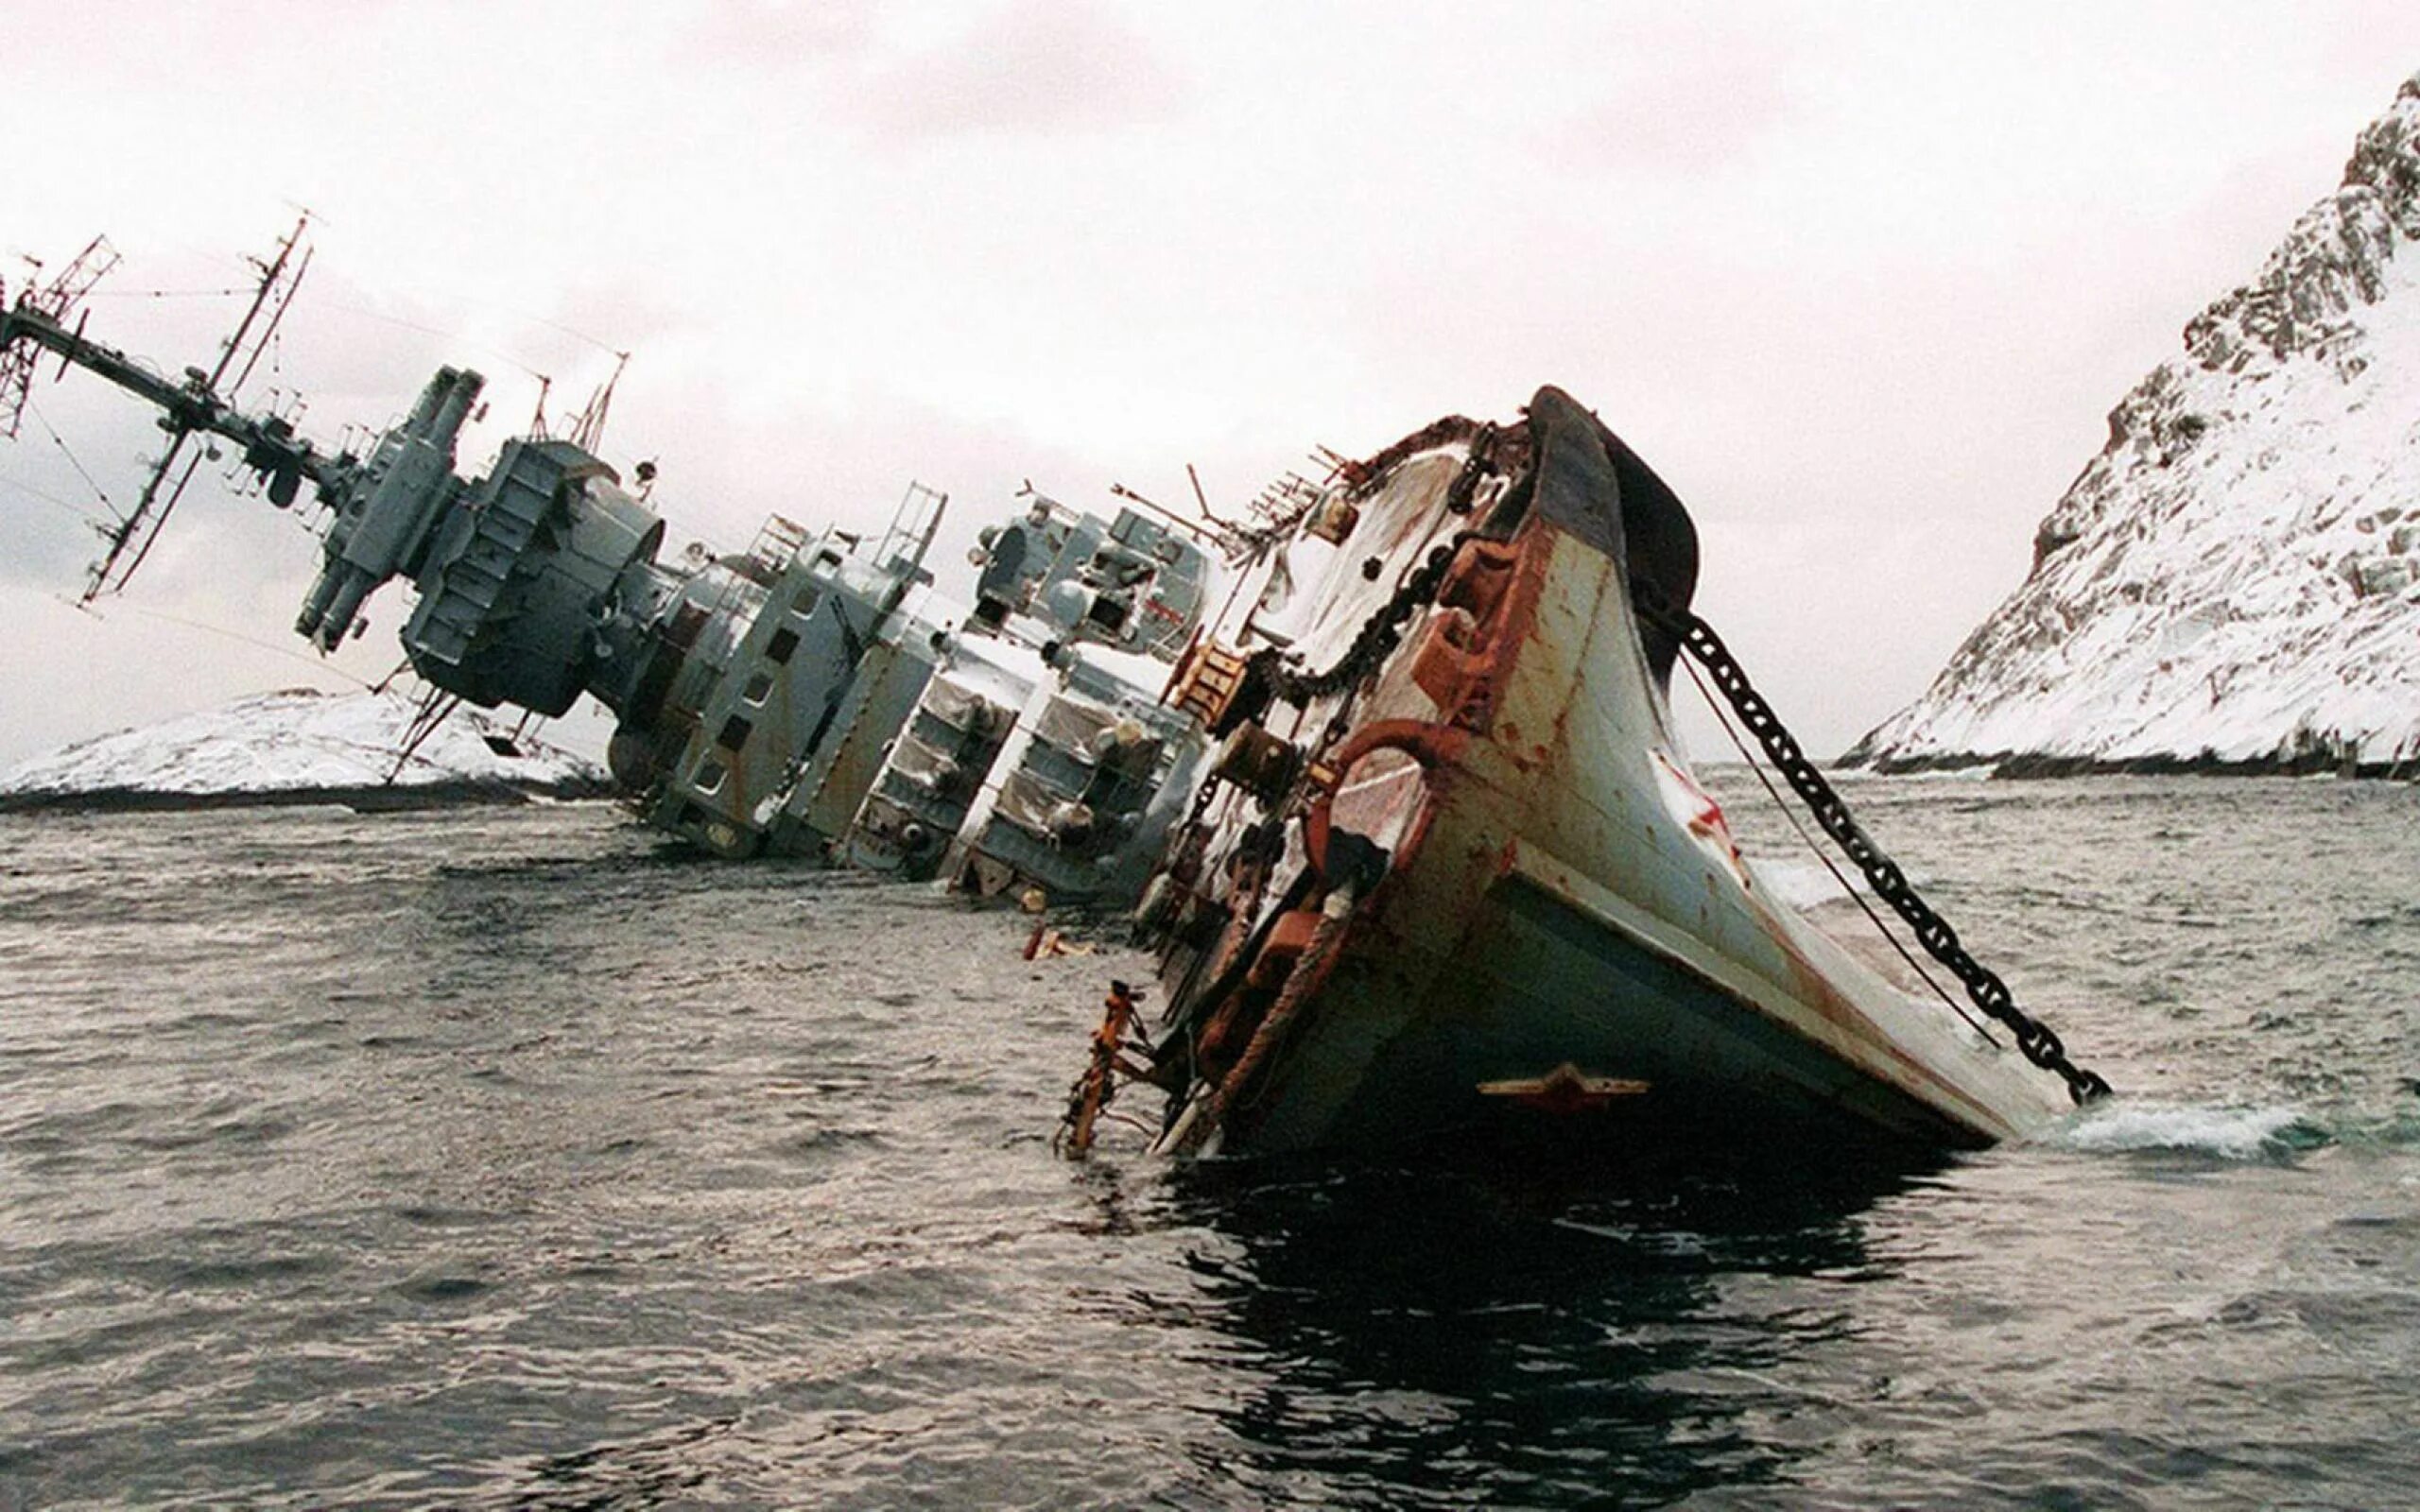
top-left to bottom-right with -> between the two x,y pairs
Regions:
2,222 -> 336,598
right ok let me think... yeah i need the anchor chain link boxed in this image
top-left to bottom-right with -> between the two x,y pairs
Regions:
1224,439 -> 1502,735
1642,600 -> 2113,1106
1256,536 -> 1466,708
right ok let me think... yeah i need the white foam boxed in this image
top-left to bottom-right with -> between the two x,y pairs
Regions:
1743,853 -> 1862,911
2052,1100 -> 2308,1160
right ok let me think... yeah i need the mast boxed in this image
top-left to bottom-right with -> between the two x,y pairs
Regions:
0,218 -> 331,599
83,215 -> 315,600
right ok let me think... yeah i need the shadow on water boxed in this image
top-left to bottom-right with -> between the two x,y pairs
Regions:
1142,1137 -> 1945,1508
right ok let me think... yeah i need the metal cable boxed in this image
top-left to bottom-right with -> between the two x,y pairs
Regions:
1677,650 -> 1997,1044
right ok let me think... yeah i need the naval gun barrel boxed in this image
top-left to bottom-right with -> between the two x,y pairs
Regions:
295,366 -> 484,649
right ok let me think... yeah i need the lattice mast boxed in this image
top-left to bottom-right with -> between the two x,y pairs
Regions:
87,215 -> 315,600
0,217 -> 322,602
0,235 -> 122,439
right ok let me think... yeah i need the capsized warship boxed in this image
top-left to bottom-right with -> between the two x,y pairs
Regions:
1063,386 -> 2113,1159
1,230 -> 961,860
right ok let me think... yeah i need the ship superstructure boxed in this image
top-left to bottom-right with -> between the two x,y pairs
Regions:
2,226 -> 1222,890
842,490 -> 1215,903
1,229 -> 946,860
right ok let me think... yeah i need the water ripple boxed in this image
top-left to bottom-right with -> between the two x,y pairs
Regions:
2,782 -> 2417,1506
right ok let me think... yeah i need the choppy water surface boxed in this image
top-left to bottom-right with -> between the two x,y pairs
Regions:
3,776 -> 2417,1509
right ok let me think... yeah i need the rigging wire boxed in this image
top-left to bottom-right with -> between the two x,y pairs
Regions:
23,398 -> 121,521
1,470 -> 114,525
312,300 -> 548,384
1676,650 -> 2000,1045
83,286 -> 251,300
315,293 -> 623,387
94,601 -> 381,691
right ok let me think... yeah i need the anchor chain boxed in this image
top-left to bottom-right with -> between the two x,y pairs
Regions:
1252,536 -> 1466,709
1219,444 -> 1501,738
1641,599 -> 2113,1106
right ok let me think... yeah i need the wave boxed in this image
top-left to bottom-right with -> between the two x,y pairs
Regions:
1743,854 -> 1863,910
2050,1100 -> 2316,1160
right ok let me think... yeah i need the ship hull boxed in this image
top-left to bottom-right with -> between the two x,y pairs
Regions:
1209,830 -> 2030,1156
1155,388 -> 2066,1159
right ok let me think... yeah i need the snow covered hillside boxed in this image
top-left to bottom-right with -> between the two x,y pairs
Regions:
1849,73 -> 2420,776
0,689 -> 610,810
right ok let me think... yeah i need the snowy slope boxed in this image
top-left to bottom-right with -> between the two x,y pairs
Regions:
0,689 -> 609,807
1850,74 -> 2420,776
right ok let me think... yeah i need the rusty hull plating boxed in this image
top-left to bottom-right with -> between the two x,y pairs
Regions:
1139,387 -> 2071,1159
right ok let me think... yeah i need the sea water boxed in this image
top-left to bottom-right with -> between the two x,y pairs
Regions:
2,775 -> 2416,1508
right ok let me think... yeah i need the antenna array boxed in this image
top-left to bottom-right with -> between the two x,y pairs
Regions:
82,215 -> 314,601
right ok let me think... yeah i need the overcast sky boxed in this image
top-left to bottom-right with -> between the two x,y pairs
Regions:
6,1 -> 2420,767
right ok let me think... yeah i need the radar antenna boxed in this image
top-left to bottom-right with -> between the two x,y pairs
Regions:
82,214 -> 313,602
